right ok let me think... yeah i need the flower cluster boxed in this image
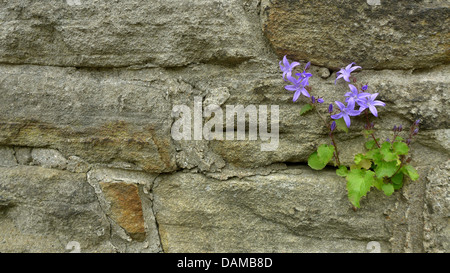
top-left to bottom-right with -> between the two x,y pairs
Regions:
278,56 -> 421,209
280,56 -> 385,128
281,56 -> 312,102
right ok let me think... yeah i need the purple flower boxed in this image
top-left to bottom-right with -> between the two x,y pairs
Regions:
358,93 -> 386,117
295,71 -> 312,86
311,96 -> 316,104
331,98 -> 361,128
361,84 -> 368,91
330,121 -> 336,131
414,119 -> 421,126
304,61 -> 311,71
285,76 -> 310,102
280,55 -> 300,81
335,62 -> 362,84
328,103 -> 333,113
344,84 -> 371,107
317,98 -> 324,104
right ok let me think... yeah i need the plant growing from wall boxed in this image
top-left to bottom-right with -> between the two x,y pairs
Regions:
279,56 -> 420,209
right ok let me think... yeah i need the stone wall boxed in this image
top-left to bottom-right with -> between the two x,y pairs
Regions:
0,0 -> 448,253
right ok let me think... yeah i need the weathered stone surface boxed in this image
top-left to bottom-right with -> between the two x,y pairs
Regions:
177,63 -> 450,168
0,65 -> 176,173
0,165 -> 112,252
0,146 -> 17,167
423,160 -> 450,253
0,0 -> 447,253
99,182 -> 146,241
31,148 -> 67,170
154,168 -> 402,252
261,0 -> 450,70
13,146 -> 32,165
87,168 -> 162,252
66,155 -> 90,173
0,0 -> 266,68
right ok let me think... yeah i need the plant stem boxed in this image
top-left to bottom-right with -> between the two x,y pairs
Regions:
330,132 -> 341,166
314,106 -> 341,166
371,133 -> 380,148
364,109 -> 380,148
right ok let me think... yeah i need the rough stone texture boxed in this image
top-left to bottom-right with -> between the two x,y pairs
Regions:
261,0 -> 450,70
87,168 -> 162,253
0,165 -> 113,252
99,182 -> 146,241
0,146 -> 17,167
13,147 -> 32,165
423,161 -> 450,253
0,0 -> 265,68
154,168 -> 396,253
0,0 -> 448,253
0,65 -> 177,173
31,148 -> 67,169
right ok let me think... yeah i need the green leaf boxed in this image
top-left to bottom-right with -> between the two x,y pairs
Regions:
394,136 -> 404,142
380,141 -> 398,162
391,172 -> 404,185
365,139 -> 379,150
363,130 -> 374,139
382,183 -> 395,196
366,149 -> 383,165
375,160 -> 399,178
317,144 -> 335,162
336,165 -> 348,177
373,177 -> 384,190
354,154 -> 364,164
393,142 -> 409,155
401,164 -> 419,181
392,172 -> 404,190
335,118 -> 348,133
346,169 -> 374,208
308,144 -> 336,170
308,152 -> 327,170
300,104 -> 313,116
354,153 -> 372,169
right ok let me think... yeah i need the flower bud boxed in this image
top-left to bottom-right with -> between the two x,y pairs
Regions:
414,119 -> 421,126
311,96 -> 315,104
328,104 -> 333,113
330,121 -> 336,132
304,61 -> 311,71
361,85 -> 368,91
393,125 -> 397,132
412,128 -> 419,135
406,139 -> 411,145
318,98 -> 324,104
398,125 -> 403,132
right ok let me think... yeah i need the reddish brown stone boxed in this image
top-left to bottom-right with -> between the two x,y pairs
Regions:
100,182 -> 146,241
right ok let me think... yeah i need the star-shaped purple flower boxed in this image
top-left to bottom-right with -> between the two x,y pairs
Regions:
359,93 -> 386,117
295,71 -> 312,86
331,98 -> 361,128
344,84 -> 371,107
335,62 -> 362,84
285,76 -> 310,102
280,55 -> 300,81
